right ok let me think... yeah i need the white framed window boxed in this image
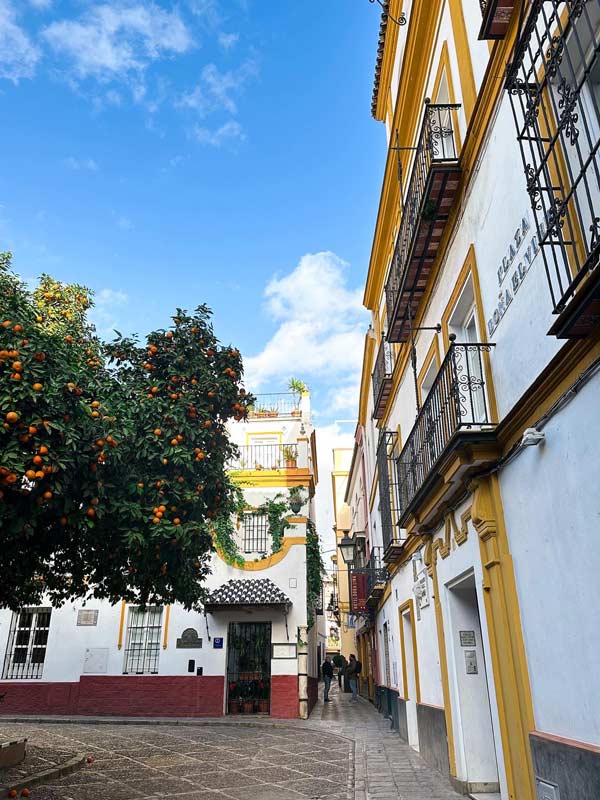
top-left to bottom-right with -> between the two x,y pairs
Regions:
123,606 -> 163,675
2,608 -> 52,679
242,511 -> 269,554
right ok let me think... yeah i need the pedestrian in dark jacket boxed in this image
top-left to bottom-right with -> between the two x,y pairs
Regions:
347,654 -> 362,701
322,655 -> 334,702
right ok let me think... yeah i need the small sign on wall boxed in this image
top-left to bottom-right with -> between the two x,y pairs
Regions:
465,650 -> 478,675
77,609 -> 99,626
459,630 -> 476,647
213,637 -> 223,649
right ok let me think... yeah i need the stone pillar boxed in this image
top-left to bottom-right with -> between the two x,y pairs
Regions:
298,625 -> 308,720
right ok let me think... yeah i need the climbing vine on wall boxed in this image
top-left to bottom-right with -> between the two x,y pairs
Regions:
306,519 -> 324,630
213,485 -> 246,567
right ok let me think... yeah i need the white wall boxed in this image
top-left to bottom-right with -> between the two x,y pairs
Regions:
499,369 -> 600,746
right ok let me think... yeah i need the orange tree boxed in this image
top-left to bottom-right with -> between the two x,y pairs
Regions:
0,253 -> 251,610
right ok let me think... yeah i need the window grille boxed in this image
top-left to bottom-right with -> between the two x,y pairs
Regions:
123,606 -> 163,674
2,608 -> 52,679
242,512 -> 269,553
506,0 -> 600,323
376,430 -> 401,552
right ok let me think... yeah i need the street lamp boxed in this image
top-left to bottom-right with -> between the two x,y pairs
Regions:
338,534 -> 356,566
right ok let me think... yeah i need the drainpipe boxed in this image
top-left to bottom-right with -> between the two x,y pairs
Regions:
298,625 -> 308,719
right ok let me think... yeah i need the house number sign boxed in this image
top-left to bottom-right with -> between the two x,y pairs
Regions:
213,637 -> 223,649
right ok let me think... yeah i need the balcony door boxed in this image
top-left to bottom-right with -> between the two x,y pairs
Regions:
461,308 -> 486,424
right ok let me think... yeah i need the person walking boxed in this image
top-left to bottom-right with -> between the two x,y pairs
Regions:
322,654 -> 334,703
347,653 -> 362,701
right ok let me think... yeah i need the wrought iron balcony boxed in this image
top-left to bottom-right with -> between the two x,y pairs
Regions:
396,340 -> 496,525
248,393 -> 301,418
229,443 -> 298,471
478,0 -> 515,40
385,102 -> 461,343
372,338 -> 394,419
376,430 -> 405,562
506,0 -> 600,338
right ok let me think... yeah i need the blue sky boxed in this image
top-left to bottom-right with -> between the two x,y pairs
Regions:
0,0 -> 386,426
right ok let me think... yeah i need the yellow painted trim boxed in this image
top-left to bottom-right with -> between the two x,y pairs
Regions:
440,244 -> 499,424
431,41 -> 463,152
215,536 -> 307,571
117,601 -> 126,650
397,599 -> 421,703
369,465 -> 379,512
374,0 -> 404,121
447,0 -> 477,122
470,475 -> 536,800
162,605 -> 171,650
359,331 -> 377,428
416,336 -> 441,407
245,430 -> 282,445
230,467 -> 314,492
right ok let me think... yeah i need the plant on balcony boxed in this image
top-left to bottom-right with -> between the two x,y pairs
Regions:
288,377 -> 307,415
256,406 -> 269,418
282,446 -> 297,469
288,486 -> 303,513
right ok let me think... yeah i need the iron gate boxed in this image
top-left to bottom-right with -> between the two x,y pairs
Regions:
226,622 -> 271,713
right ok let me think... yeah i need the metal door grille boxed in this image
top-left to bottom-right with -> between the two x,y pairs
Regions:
123,606 -> 163,674
2,608 -> 52,679
506,0 -> 600,317
226,622 -> 271,711
242,512 -> 269,553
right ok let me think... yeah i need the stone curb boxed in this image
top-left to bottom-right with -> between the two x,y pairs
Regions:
0,753 -> 87,794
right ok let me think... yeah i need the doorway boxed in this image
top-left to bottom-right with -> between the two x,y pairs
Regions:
447,573 -> 499,792
226,622 -> 271,714
399,602 -> 420,751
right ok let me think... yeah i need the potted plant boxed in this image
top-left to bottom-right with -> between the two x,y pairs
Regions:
282,446 -> 297,469
257,679 -> 270,713
288,487 -> 304,514
288,377 -> 307,416
256,406 -> 269,418
241,682 -> 255,714
228,682 -> 241,715
247,403 -> 256,418
268,406 -> 278,418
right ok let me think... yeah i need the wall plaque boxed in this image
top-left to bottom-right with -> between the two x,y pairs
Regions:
213,637 -> 223,649
176,628 -> 202,649
272,643 -> 297,659
459,630 -> 476,647
77,609 -> 99,626
465,650 -> 478,675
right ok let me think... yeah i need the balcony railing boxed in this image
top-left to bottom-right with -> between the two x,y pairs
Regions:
396,340 -> 496,525
385,102 -> 461,343
229,443 -> 299,471
478,0 -> 515,40
506,0 -> 600,338
372,338 -> 394,419
349,547 -> 389,612
248,393 -> 301,418
376,430 -> 404,560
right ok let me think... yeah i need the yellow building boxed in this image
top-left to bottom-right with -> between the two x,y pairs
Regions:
344,1 -> 600,797
330,447 -> 357,662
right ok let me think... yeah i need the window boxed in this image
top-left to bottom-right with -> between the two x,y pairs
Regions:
2,608 -> 51,679
447,277 -> 487,422
420,356 -> 439,403
242,512 -> 269,554
382,622 -> 392,687
123,606 -> 163,675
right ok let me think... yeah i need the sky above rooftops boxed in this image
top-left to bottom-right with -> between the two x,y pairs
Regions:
0,0 -> 385,433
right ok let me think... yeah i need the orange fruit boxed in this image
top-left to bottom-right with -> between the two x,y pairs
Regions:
86,508 -> 96,517
33,455 -> 43,465
39,446 -> 48,455
173,518 -> 181,525
152,517 -> 161,524
153,428 -> 162,436
13,324 -> 23,333
28,425 -> 37,435
35,470 -> 44,479
32,383 -> 43,391
11,373 -> 21,381
91,411 -> 99,418
11,361 -> 23,372
96,440 -> 104,447
43,491 -> 52,500
25,470 -> 36,480
5,412 -> 18,423
170,438 -> 178,446
91,401 -> 100,409
2,320 -> 12,329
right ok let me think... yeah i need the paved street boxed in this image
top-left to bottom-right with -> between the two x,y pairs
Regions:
0,683 -> 462,800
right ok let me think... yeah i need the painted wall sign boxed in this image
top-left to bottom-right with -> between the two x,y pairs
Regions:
465,650 -> 478,674
351,572 -> 368,612
459,630 -> 476,647
77,609 -> 99,626
213,637 -> 223,649
487,212 -> 547,337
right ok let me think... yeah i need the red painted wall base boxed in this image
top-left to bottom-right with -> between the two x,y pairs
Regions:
0,674 -> 301,719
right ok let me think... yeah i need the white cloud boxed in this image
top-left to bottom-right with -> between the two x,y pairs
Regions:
191,119 -> 244,146
42,3 -> 193,82
177,59 -> 257,115
0,0 -> 40,83
313,422 -> 356,553
90,286 -> 129,338
64,156 -> 98,171
218,32 -> 239,51
244,252 -> 368,408
117,215 -> 132,230
188,0 -> 221,27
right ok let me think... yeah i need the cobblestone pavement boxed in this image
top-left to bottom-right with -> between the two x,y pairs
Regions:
0,682 -> 463,800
